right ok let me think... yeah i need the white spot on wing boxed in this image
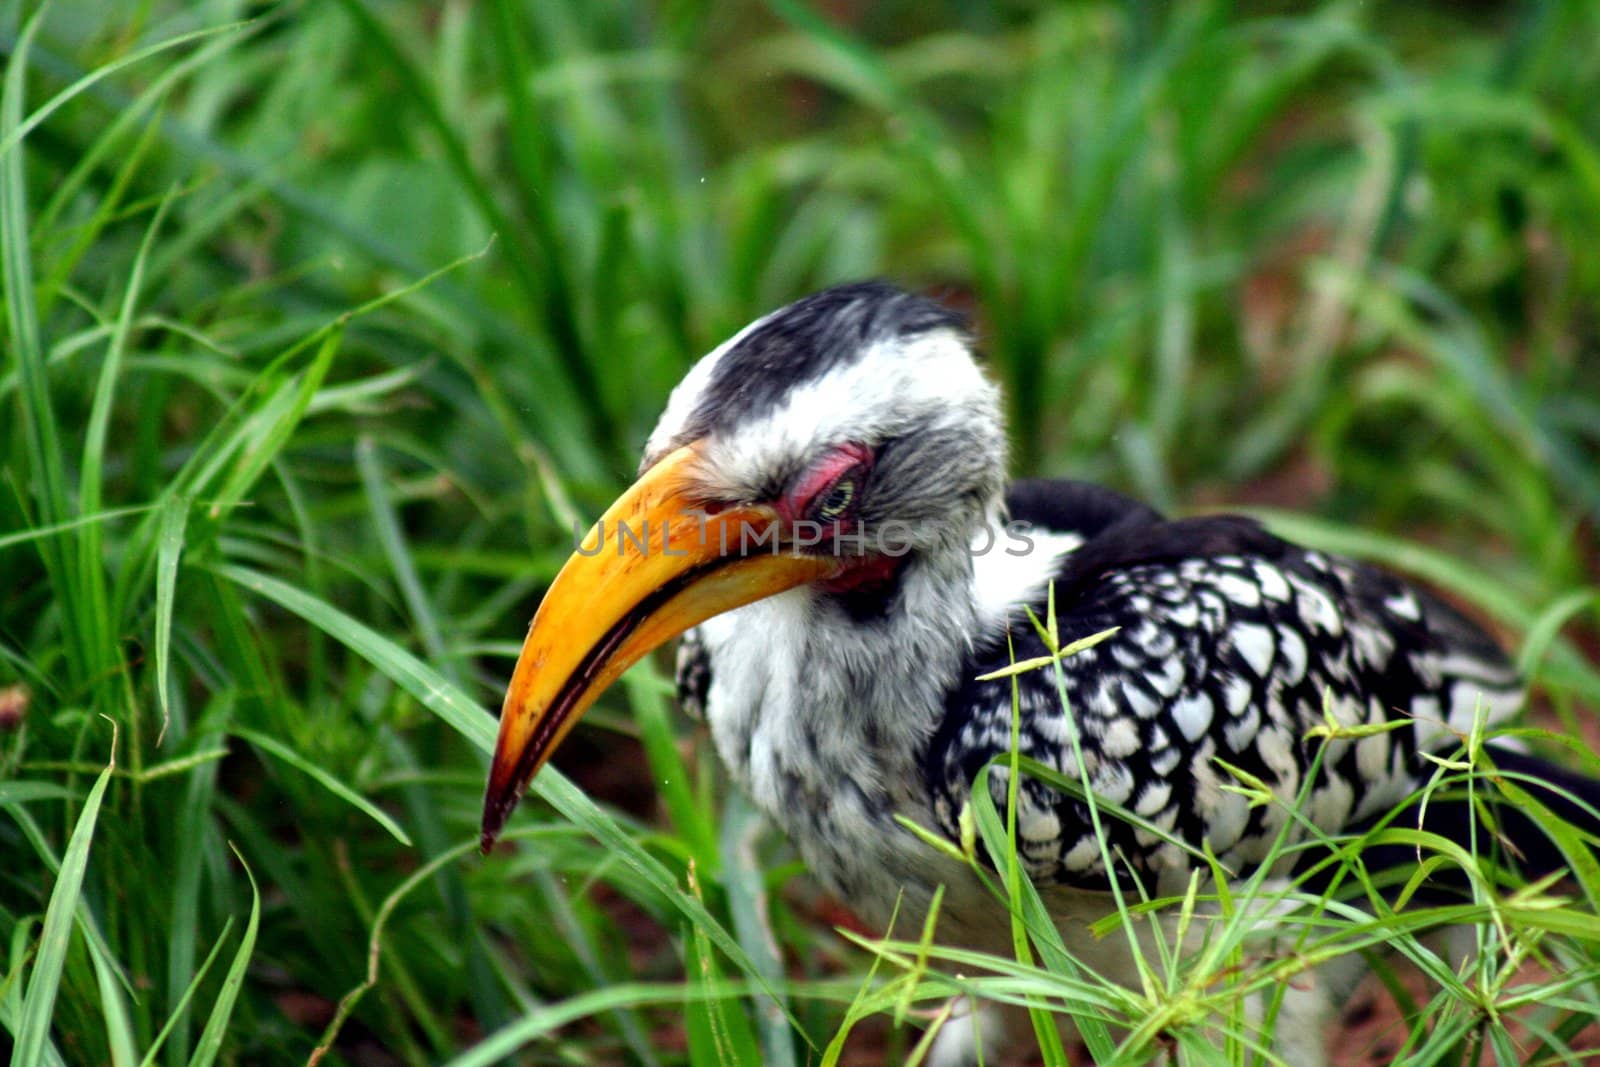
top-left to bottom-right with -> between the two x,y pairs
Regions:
1308,777 -> 1354,830
1223,674 -> 1252,715
1097,716 -> 1141,758
1256,725 -> 1297,791
1223,713 -> 1258,752
1063,836 -> 1102,873
1113,643 -> 1146,671
1231,622 -> 1276,677
1253,562 -> 1291,602
1197,772 -> 1248,853
1349,621 -> 1394,669
1032,710 -> 1069,744
1150,746 -> 1181,775
1355,732 -> 1388,783
1150,657 -> 1185,698
1134,781 -> 1172,816
1292,578 -> 1343,635
1093,763 -> 1135,806
1214,572 -> 1261,608
1018,809 -> 1061,844
1133,802 -> 1179,845
1171,692 -> 1214,742
1122,680 -> 1159,719
1409,695 -> 1444,749
1277,626 -> 1307,685
1167,599 -> 1201,627
1429,650 -> 1520,686
1448,680 -> 1521,731
1384,590 -> 1421,620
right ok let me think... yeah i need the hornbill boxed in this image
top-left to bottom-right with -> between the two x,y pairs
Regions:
480,281 -> 1599,1064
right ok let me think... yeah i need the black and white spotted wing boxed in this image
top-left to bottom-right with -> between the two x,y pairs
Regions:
927,493 -> 1523,891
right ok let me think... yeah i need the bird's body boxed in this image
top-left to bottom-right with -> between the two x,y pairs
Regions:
678,476 -> 1525,941
482,281 -> 1594,1065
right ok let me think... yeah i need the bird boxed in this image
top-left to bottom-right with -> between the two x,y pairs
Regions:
479,281 -> 1599,1065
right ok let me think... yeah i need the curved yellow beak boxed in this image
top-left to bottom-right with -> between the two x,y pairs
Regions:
480,444 -> 838,850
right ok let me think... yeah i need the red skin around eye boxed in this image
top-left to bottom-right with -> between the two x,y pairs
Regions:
774,442 -> 874,523
772,442 -> 904,595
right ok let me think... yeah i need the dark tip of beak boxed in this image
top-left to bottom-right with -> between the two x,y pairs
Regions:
479,793 -> 513,854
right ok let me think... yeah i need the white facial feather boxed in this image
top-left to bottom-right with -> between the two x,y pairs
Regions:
651,327 -> 1001,501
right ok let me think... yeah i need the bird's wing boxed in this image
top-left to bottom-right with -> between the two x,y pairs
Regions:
927,508 -> 1524,892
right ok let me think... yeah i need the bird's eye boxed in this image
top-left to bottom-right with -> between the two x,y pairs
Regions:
813,478 -> 856,521
803,461 -> 868,524
789,443 -> 874,526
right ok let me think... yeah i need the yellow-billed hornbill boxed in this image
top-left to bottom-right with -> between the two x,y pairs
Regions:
481,281 -> 1598,1064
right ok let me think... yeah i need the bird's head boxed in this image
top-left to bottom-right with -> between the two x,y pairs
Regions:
481,282 -> 1004,848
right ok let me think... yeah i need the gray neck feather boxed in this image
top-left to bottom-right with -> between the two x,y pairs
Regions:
694,538 -> 982,920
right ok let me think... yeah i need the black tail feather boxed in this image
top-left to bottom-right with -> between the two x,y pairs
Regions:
1479,744 -> 1600,873
1299,744 -> 1600,903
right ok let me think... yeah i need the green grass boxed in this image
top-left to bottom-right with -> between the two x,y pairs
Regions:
2,0 -> 1599,1063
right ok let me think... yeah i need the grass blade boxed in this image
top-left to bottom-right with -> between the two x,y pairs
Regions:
3,3 -> 69,549
12,738 -> 116,1067
719,792 -> 798,1067
231,727 -> 412,847
208,561 -> 794,1015
355,435 -> 450,675
139,919 -> 234,1067
187,845 -> 260,1067
153,496 -> 190,746
0,20 -> 249,164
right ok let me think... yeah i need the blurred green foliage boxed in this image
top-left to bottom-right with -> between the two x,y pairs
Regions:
1,0 -> 1598,1063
